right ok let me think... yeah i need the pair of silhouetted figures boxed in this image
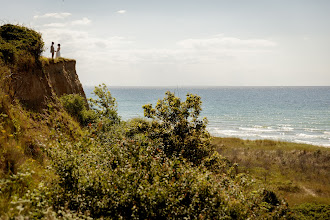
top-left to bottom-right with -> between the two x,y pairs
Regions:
50,42 -> 61,59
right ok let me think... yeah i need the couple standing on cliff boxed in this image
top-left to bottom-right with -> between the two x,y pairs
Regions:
50,42 -> 61,59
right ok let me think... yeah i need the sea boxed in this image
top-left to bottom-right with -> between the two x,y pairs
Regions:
84,86 -> 330,147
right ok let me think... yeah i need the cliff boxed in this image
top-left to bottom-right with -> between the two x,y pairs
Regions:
44,59 -> 86,101
0,24 -> 86,110
7,59 -> 87,110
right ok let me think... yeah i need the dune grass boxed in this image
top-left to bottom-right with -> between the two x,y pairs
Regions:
212,137 -> 330,206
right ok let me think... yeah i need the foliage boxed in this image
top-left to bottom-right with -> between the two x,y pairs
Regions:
213,137 -> 330,206
40,56 -> 76,66
291,203 -> 330,219
0,24 -> 44,73
0,83 -> 295,219
60,94 -> 96,126
0,38 -> 16,64
143,91 -> 212,165
88,83 -> 121,128
43,128 -> 290,219
0,24 -> 44,64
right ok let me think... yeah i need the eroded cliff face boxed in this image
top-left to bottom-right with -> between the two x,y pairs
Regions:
44,60 -> 86,98
8,59 -> 86,110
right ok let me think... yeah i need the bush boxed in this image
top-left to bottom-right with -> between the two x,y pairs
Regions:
44,134 -> 290,219
88,84 -> 121,128
60,94 -> 96,126
0,24 -> 44,61
0,87 -> 293,219
292,203 -> 330,219
0,39 -> 16,64
0,24 -> 44,72
143,91 -> 212,165
60,84 -> 121,128
125,118 -> 151,138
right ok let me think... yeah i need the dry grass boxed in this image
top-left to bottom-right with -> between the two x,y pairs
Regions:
212,137 -> 330,206
40,56 -> 75,66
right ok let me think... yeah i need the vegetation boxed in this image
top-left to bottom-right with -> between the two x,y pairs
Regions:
0,24 -> 329,219
88,83 -> 121,126
212,137 -> 330,218
60,94 -> 96,126
142,91 -> 212,165
0,24 -> 44,71
40,56 -> 76,66
0,84 -> 293,219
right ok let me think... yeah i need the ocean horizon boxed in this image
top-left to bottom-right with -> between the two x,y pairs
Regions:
84,86 -> 330,147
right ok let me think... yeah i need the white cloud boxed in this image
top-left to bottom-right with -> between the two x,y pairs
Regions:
178,35 -> 277,50
34,12 -> 72,19
38,21 -> 279,85
41,27 -> 277,67
43,23 -> 67,28
71,17 -> 91,25
42,17 -> 91,28
117,10 -> 126,14
40,27 -> 132,58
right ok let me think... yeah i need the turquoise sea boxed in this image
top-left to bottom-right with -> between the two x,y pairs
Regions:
84,86 -> 330,147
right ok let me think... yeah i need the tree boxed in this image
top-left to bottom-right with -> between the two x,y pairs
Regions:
143,91 -> 212,165
89,84 -> 120,126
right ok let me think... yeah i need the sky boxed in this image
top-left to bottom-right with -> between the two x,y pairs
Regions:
1,0 -> 330,86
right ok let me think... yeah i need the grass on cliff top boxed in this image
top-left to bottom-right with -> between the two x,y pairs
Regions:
212,137 -> 330,206
40,56 -> 76,65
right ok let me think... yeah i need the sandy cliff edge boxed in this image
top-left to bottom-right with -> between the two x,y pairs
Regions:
8,59 -> 87,110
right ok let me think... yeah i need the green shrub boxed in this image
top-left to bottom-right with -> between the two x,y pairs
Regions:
60,94 -> 96,126
0,24 -> 44,61
60,94 -> 86,117
88,84 -> 121,128
202,151 -> 233,174
44,134 -> 290,219
0,39 -> 16,64
0,81 -> 293,219
143,91 -> 212,165
125,118 -> 151,138
0,24 -> 44,72
292,203 -> 330,219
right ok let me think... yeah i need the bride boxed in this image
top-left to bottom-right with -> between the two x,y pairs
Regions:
55,44 -> 61,58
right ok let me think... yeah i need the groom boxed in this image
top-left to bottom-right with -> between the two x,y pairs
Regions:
50,42 -> 55,59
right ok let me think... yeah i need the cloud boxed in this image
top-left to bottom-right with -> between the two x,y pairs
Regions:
42,17 -> 91,28
178,35 -> 277,50
40,27 -> 132,58
39,21 -> 277,67
43,23 -> 67,28
117,10 -> 126,14
34,12 -> 72,19
71,17 -> 91,25
38,21 -> 279,85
